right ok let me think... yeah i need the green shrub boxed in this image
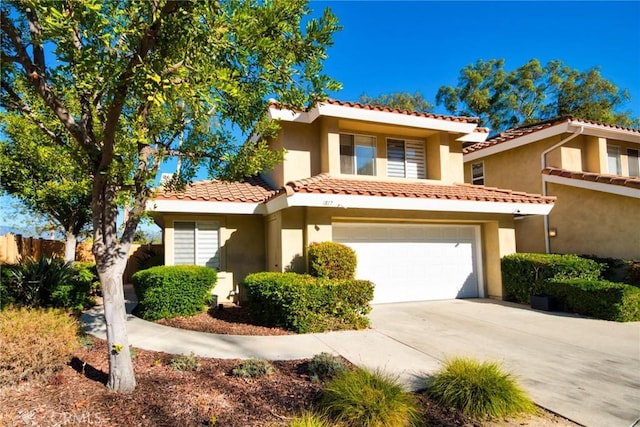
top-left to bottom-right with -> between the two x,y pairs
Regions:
288,411 -> 332,427
308,242 -> 357,280
579,255 -> 630,283
543,278 -> 640,321
72,262 -> 101,296
319,368 -> 419,427
136,246 -> 165,271
232,358 -> 274,378
132,265 -> 217,320
307,352 -> 347,382
169,352 -> 200,371
0,257 -> 95,310
0,264 -> 18,308
625,262 -> 640,287
0,307 -> 80,385
501,253 -> 603,304
427,357 -> 535,420
243,272 -> 373,333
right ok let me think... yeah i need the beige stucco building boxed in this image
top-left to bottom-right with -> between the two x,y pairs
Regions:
463,116 -> 640,260
148,101 -> 554,303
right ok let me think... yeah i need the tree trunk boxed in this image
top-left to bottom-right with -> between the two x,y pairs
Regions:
92,177 -> 137,392
63,231 -> 77,263
99,258 -> 137,392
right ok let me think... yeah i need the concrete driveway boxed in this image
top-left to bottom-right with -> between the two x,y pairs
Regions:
365,299 -> 640,427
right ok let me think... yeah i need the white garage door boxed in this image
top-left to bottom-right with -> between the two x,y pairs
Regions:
333,223 -> 482,304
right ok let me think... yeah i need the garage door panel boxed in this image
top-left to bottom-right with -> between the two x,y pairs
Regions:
334,224 -> 480,303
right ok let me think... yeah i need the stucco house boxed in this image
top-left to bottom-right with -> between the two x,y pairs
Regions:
463,116 -> 640,260
147,100 -> 554,304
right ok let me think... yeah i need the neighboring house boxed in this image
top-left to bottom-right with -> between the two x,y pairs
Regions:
463,116 -> 640,260
147,100 -> 554,304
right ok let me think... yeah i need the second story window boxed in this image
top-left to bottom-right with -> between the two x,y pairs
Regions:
387,138 -> 426,179
471,162 -> 484,185
340,134 -> 376,176
607,145 -> 622,175
628,148 -> 639,177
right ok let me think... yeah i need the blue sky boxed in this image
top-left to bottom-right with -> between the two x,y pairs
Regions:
2,1 -> 639,235
315,1 -> 639,116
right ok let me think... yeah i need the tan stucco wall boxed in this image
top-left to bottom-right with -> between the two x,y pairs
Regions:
465,132 -> 640,258
514,215 -> 547,253
481,220 -> 516,299
547,183 -> 640,259
267,121 -> 321,187
274,119 -> 464,185
467,134 -> 640,190
467,134 -> 567,194
162,214 -> 265,303
280,207 -> 306,272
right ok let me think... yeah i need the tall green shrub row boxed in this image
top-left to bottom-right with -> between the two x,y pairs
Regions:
132,265 -> 217,320
542,279 -> 640,322
243,272 -> 373,333
501,253 -> 603,304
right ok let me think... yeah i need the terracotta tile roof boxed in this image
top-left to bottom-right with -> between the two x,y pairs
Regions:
268,99 -> 480,124
464,116 -> 640,154
155,175 -> 276,202
282,174 -> 555,205
543,167 -> 640,190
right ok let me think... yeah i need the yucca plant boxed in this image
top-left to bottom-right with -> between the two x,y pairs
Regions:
426,357 -> 535,420
319,368 -> 419,427
6,256 -> 75,307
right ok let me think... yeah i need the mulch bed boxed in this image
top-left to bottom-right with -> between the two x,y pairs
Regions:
0,338 -> 476,427
156,304 -> 293,336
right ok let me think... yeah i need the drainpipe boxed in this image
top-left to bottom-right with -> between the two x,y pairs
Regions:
540,124 -> 584,253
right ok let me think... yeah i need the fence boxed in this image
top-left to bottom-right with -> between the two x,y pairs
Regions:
0,233 -> 163,283
0,233 -> 95,264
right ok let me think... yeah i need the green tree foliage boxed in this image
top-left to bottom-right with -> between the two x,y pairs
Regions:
0,112 -> 92,261
436,59 -> 638,132
358,91 -> 433,113
1,0 -> 340,391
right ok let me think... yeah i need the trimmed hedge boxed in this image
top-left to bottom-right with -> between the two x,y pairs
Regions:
308,242 -> 357,280
243,272 -> 373,333
132,265 -> 216,320
501,253 -> 603,304
542,278 -> 640,322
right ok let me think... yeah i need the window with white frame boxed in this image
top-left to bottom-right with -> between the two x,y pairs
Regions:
471,162 -> 485,185
386,138 -> 426,179
627,148 -> 639,177
340,133 -> 376,176
607,145 -> 622,175
173,221 -> 220,269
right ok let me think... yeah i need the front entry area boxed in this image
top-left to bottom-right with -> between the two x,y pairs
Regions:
333,223 -> 482,304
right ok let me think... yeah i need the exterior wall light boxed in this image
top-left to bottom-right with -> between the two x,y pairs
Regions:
548,228 -> 558,238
